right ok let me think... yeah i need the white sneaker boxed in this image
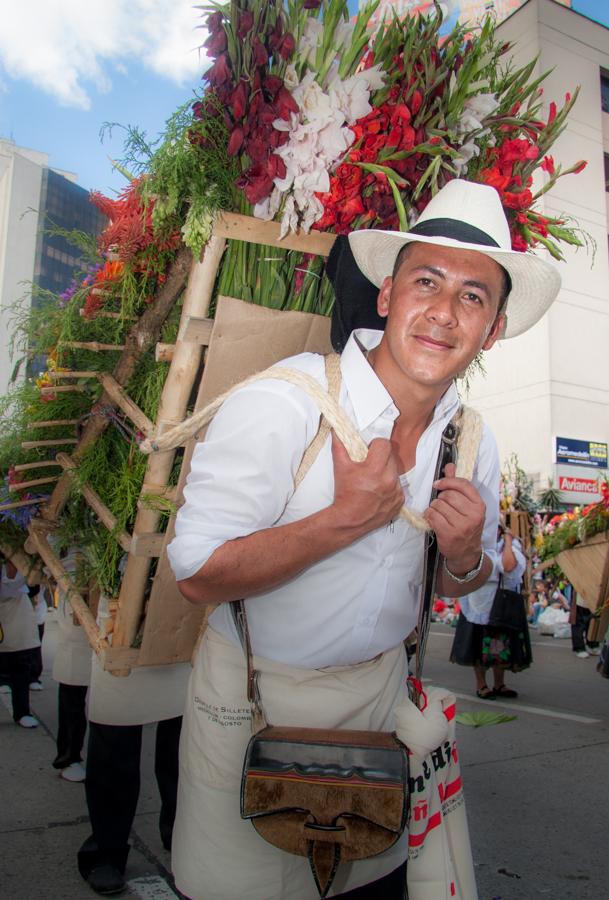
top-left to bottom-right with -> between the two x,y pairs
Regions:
586,646 -> 601,656
29,681 -> 43,691
576,650 -> 590,659
17,715 -> 39,728
60,762 -> 86,782
0,684 -> 10,694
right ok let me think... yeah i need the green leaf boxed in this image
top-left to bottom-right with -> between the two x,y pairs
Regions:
456,711 -> 517,728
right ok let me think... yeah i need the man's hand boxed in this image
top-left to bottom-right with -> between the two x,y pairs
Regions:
425,462 -> 485,574
331,433 -> 404,535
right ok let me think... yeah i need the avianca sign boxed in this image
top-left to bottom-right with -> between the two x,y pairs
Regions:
559,476 -> 599,494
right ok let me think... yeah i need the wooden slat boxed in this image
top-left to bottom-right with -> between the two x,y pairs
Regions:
99,646 -> 141,672
40,385 -> 86,396
60,341 -> 126,352
27,523 -> 106,656
0,496 -> 48,512
213,210 -> 337,257
49,370 -> 100,379
9,476 -> 60,491
97,373 -> 155,436
130,532 -> 165,558
180,315 -> 214,345
21,439 -> 78,449
155,343 -> 174,363
56,453 -> 132,553
79,309 -> 136,321
140,483 -> 178,502
27,420 -> 79,429
13,460 -> 62,471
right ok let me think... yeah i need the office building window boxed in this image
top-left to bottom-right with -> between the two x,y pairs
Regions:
602,72 -> 609,113
604,154 -> 609,192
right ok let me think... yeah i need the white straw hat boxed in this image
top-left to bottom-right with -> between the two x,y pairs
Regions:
348,180 -> 561,339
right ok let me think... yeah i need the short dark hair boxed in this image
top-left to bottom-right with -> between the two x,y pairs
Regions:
392,241 -> 511,315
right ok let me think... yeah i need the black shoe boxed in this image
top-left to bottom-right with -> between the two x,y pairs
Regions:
87,864 -> 126,896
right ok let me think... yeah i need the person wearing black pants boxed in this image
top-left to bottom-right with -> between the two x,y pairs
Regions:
77,715 -> 182,894
0,648 -> 35,721
52,683 -> 88,770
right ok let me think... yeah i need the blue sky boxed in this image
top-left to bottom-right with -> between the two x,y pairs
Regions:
0,1 -> 606,199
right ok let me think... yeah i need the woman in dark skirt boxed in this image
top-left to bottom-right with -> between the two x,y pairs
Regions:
450,526 -> 528,699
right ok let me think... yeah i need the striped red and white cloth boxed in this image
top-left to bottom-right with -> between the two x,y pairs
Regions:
395,681 -> 478,900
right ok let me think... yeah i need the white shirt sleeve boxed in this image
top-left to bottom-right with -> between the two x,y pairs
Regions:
167,381 -> 318,581
473,422 -> 501,574
497,537 -> 526,586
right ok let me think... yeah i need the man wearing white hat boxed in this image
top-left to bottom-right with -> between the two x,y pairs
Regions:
167,180 -> 561,900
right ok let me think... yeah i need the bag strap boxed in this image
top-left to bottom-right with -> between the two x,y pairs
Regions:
294,353 -> 341,489
413,417 -> 459,689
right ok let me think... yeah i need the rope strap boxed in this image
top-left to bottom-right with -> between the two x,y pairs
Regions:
139,361 -> 483,533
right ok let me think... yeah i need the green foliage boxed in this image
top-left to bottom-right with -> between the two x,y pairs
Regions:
456,711 -> 517,727
215,240 -> 335,316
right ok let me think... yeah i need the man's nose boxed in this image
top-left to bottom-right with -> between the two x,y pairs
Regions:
425,290 -> 458,326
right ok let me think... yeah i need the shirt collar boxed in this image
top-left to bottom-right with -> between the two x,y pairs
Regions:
341,328 -> 461,432
341,329 -> 397,431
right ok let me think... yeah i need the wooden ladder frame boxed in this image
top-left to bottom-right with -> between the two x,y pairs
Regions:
23,213 -> 335,673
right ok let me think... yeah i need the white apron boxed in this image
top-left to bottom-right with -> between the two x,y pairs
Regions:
172,626 -> 410,900
52,593 -> 92,687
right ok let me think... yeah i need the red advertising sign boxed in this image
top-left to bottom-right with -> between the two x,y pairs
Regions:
559,475 -> 599,494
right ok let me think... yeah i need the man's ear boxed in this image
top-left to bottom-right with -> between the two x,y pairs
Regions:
377,276 -> 393,319
482,312 -> 506,351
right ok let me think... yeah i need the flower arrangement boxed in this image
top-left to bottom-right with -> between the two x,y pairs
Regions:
500,453 -> 537,516
197,0 -> 586,261
535,482 -> 609,560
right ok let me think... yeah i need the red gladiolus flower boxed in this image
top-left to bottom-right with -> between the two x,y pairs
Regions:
204,27 -> 227,56
541,155 -> 555,174
227,127 -> 244,157
237,165 -> 274,205
547,101 -> 557,126
267,153 -> 287,181
275,86 -> 299,120
206,54 -> 232,87
572,160 -> 587,174
410,90 -> 423,114
206,11 -> 223,33
498,138 -> 539,163
303,0 -> 322,8
278,33 -> 295,61
511,230 -> 529,252
252,38 -> 268,67
237,11 -> 254,39
480,166 -> 511,192
230,82 -> 248,120
264,75 -> 283,99
502,188 -> 533,210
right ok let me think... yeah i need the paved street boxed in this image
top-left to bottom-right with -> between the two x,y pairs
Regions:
1,614 -> 608,900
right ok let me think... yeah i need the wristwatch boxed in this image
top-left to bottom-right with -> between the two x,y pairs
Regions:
443,549 -> 485,584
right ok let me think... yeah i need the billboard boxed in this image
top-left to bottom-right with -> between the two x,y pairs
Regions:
555,437 -> 608,470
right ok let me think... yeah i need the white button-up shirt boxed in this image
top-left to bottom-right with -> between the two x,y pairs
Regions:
168,329 -> 500,668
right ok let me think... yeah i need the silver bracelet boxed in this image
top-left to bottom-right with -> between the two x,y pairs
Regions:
443,549 -> 485,584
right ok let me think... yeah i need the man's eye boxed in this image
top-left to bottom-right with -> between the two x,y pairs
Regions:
464,292 -> 482,304
417,277 -> 434,287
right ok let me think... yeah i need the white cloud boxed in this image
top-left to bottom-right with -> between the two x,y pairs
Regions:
0,0 -> 206,110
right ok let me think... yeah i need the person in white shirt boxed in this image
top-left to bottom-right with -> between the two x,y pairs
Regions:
0,560 -> 40,727
451,524 -> 527,698
167,180 -> 562,900
28,584 -> 48,690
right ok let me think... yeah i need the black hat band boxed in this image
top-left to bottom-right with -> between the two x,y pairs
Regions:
409,217 -> 500,248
